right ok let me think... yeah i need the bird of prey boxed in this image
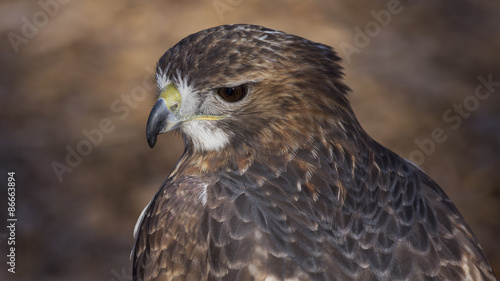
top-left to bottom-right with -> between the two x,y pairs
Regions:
133,24 -> 497,281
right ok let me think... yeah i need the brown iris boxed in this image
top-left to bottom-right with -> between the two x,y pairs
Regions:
217,85 -> 247,102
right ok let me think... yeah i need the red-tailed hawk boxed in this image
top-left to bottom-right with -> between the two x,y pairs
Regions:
133,24 -> 497,281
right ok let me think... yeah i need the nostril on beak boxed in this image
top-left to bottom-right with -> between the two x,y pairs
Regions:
169,103 -> 178,113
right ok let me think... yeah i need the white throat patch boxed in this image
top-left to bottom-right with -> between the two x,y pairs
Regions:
182,120 -> 231,152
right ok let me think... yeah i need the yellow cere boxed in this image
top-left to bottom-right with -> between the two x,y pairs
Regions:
159,84 -> 181,113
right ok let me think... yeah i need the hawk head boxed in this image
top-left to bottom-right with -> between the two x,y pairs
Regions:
147,24 -> 362,157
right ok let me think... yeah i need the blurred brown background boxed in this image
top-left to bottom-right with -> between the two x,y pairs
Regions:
1,0 -> 499,280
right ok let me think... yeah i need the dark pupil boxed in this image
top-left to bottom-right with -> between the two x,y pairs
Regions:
225,88 -> 235,96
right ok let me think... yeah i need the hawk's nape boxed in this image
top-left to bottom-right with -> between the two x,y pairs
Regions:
133,24 -> 497,281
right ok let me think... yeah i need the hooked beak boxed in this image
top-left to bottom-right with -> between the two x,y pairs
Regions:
146,84 -> 182,148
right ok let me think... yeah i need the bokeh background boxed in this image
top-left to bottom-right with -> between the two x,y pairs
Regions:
1,0 -> 499,280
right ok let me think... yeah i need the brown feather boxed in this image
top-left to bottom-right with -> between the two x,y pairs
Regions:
134,24 -> 497,281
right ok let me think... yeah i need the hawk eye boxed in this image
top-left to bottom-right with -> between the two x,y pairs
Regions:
216,85 -> 247,102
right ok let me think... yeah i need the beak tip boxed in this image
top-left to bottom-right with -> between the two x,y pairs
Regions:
146,99 -> 168,149
146,124 -> 159,148
146,123 -> 159,149
147,138 -> 156,148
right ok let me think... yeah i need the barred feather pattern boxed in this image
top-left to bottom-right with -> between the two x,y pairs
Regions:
134,136 -> 496,280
